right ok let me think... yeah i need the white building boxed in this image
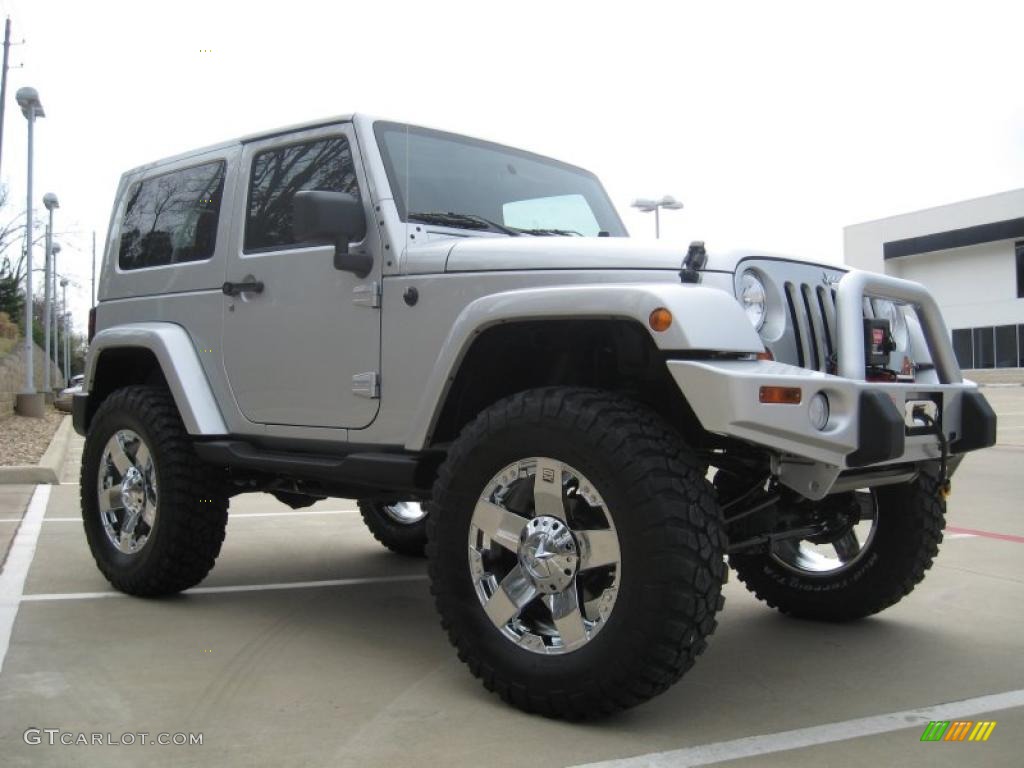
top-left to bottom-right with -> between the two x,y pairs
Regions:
844,188 -> 1024,371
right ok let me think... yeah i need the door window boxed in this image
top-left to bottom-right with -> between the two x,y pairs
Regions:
244,136 -> 360,252
118,161 -> 226,270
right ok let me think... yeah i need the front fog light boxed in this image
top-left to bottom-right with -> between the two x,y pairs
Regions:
808,393 -> 829,430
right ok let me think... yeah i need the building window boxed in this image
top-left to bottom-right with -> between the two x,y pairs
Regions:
118,161 -> 226,271
244,136 -> 360,253
972,327 -> 995,368
995,324 -> 1018,368
1018,241 -> 1024,298
952,328 -> 974,369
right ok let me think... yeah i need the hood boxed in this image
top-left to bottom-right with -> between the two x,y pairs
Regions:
400,235 -> 833,275
443,237 -> 687,272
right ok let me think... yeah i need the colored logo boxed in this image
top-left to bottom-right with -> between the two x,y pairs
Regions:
920,720 -> 997,742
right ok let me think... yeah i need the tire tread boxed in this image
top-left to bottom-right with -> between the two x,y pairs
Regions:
80,386 -> 228,596
427,387 -> 726,719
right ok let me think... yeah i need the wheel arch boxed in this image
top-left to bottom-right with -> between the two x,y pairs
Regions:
82,323 -> 227,435
423,318 -> 706,449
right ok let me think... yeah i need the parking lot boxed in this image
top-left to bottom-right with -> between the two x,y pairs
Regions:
0,387 -> 1021,767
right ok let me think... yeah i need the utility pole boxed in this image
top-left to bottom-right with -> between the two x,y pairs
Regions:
0,18 -> 11,181
91,231 -> 96,307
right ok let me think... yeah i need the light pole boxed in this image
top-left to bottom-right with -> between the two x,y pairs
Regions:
43,192 -> 59,394
60,278 -> 69,378
50,241 -> 61,384
64,312 -> 71,378
14,86 -> 45,416
631,195 -> 684,239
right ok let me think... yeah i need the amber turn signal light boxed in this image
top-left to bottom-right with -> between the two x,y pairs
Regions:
648,307 -> 673,332
759,386 -> 802,405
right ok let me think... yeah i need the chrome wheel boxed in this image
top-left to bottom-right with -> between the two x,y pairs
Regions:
771,490 -> 878,576
97,429 -> 158,555
382,501 -> 427,525
468,457 -> 621,655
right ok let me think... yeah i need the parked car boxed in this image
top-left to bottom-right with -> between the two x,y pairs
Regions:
73,114 -> 996,718
54,374 -> 84,413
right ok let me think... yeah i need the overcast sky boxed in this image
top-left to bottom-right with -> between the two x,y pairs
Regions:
1,0 -> 1022,332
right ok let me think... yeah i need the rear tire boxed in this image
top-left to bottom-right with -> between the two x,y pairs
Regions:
357,499 -> 429,557
428,387 -> 727,719
727,469 -> 945,621
81,386 -> 229,596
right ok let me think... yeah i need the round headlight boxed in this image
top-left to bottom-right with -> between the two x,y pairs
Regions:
873,299 -> 908,348
739,271 -> 767,331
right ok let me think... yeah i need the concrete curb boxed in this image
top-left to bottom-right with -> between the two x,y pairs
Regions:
0,416 -> 72,485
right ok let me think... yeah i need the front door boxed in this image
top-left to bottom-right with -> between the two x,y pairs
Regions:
222,124 -> 381,429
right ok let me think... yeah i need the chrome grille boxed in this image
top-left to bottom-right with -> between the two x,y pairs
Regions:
784,281 -> 839,374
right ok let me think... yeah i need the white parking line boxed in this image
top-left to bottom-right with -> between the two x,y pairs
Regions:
569,688 -> 1024,768
0,485 -> 51,674
946,533 -> 978,540
20,573 -> 428,602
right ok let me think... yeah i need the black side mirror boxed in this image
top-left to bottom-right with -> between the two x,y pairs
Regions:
293,191 -> 372,277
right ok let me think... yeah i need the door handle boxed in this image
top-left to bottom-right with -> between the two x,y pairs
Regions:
222,280 -> 264,297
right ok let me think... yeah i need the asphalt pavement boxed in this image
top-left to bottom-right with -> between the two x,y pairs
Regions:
0,387 -> 1021,767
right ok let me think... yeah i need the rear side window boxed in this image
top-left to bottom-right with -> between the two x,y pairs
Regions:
118,161 -> 226,270
244,135 -> 360,252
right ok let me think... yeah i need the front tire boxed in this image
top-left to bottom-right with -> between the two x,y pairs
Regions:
428,388 -> 727,719
727,469 -> 945,621
81,386 -> 229,596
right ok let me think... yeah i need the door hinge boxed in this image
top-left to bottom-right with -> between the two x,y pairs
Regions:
353,282 -> 381,308
352,371 -> 380,399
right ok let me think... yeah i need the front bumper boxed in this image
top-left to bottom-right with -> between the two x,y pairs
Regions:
669,359 -> 996,498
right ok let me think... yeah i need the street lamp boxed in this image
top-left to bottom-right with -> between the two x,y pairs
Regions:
43,192 -> 59,394
631,195 -> 683,239
60,278 -> 69,379
14,86 -> 45,417
50,241 -> 61,384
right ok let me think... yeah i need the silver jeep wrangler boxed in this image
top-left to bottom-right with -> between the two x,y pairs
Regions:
75,115 -> 996,718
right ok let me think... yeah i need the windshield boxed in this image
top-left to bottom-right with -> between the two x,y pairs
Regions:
374,122 -> 627,237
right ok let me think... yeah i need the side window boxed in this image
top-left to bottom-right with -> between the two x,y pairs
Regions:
118,161 -> 226,270
244,136 -> 360,252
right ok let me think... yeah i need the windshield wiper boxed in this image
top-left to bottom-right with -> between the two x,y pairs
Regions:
408,211 -> 521,236
512,228 -> 582,237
